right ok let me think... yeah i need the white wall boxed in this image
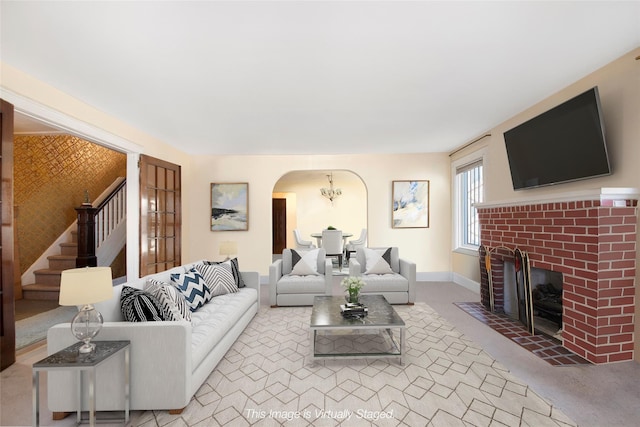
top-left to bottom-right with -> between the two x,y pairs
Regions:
186,153 -> 451,276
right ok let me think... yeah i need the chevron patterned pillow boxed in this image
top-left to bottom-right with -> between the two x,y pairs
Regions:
195,263 -> 238,298
170,269 -> 211,312
203,258 -> 246,288
120,286 -> 166,322
145,278 -> 192,322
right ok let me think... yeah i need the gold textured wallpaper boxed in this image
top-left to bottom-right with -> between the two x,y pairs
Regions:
14,134 -> 127,276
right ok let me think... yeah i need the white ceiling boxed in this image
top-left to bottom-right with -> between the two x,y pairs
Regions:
2,1 -> 639,155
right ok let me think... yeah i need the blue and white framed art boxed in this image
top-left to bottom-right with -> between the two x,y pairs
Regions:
392,180 -> 429,228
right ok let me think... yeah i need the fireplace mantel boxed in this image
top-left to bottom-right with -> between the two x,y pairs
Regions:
476,187 -> 639,209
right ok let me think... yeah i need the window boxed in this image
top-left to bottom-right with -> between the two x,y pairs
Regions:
454,157 -> 484,251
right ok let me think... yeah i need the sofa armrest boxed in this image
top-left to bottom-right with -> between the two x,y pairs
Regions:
399,258 -> 417,303
349,259 -> 362,277
324,258 -> 333,295
268,259 -> 283,306
240,271 -> 260,303
47,320 -> 192,411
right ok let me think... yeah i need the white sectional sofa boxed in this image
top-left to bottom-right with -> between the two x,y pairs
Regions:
46,260 -> 259,414
349,247 -> 416,304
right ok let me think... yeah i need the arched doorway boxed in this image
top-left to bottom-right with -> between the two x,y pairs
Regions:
271,170 -> 367,256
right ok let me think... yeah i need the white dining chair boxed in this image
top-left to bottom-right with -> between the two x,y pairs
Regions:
345,228 -> 367,263
321,229 -> 344,271
293,229 -> 316,249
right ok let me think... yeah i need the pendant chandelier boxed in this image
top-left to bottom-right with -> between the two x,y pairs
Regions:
320,172 -> 342,204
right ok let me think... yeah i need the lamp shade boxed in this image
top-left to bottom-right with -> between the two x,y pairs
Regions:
59,267 -> 113,306
219,241 -> 237,257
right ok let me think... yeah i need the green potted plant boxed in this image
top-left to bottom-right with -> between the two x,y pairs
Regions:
327,225 -> 337,230
341,276 -> 366,303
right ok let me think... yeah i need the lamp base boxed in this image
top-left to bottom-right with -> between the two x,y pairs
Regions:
70,304 -> 103,354
78,341 -> 96,354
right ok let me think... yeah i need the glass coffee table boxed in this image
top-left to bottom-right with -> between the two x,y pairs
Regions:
309,295 -> 405,364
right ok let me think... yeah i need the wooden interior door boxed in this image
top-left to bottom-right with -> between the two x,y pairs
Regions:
272,198 -> 286,254
1,99 -> 15,370
139,154 -> 181,276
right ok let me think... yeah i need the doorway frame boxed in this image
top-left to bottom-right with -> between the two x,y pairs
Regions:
0,89 -> 144,280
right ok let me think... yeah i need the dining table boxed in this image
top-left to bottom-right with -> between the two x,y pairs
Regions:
311,232 -> 353,248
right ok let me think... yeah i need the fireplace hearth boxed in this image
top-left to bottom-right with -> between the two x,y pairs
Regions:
477,188 -> 638,364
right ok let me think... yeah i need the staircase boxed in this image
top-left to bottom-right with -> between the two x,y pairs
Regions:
20,177 -> 126,300
22,232 -> 78,300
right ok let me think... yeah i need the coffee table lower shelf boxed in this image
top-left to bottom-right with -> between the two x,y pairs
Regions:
309,326 -> 405,364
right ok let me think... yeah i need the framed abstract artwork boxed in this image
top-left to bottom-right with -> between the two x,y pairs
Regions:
210,183 -> 249,231
392,180 -> 429,228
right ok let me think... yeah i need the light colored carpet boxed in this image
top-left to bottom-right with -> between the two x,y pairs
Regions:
15,306 -> 77,350
130,302 -> 576,426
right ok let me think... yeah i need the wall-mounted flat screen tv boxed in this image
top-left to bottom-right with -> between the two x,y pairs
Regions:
504,87 -> 611,190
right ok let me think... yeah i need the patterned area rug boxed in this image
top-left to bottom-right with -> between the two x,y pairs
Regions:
133,303 -> 577,426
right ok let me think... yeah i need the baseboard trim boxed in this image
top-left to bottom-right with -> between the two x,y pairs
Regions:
452,273 -> 480,294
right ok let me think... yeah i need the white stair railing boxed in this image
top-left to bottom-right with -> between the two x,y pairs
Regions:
94,177 -> 126,266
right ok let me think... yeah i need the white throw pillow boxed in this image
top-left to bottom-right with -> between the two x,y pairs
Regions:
364,248 -> 393,274
291,249 -> 320,276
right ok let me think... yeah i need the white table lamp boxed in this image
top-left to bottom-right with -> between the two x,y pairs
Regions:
59,267 -> 113,353
219,241 -> 237,261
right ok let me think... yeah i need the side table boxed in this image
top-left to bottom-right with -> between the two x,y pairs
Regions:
32,340 -> 130,427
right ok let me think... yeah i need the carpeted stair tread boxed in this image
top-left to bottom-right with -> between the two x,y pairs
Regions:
23,283 -> 61,291
34,268 -> 66,275
46,255 -> 77,270
22,283 -> 61,301
47,254 -> 76,260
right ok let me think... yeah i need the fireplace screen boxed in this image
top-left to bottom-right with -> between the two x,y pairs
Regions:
514,248 -> 535,334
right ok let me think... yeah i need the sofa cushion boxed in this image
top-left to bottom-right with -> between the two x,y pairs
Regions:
276,274 -> 327,294
144,278 -> 192,322
195,263 -> 238,297
120,286 -> 166,322
189,287 -> 258,371
359,273 -> 409,293
171,269 -> 211,312
364,247 -> 394,274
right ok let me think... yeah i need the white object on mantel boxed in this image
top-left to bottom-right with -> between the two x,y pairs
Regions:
475,187 -> 640,209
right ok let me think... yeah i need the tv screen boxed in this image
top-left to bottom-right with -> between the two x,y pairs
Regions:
504,87 -> 611,190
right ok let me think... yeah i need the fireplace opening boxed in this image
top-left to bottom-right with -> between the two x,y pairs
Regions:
504,262 -> 563,340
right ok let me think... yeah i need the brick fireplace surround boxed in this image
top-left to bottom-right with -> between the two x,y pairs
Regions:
477,188 -> 638,364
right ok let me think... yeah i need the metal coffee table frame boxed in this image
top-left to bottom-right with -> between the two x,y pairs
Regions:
309,295 -> 405,364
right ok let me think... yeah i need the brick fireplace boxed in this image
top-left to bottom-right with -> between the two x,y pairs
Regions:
477,188 -> 638,364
